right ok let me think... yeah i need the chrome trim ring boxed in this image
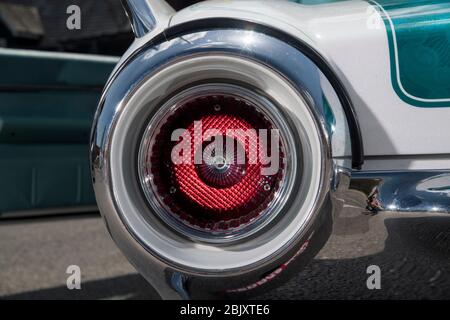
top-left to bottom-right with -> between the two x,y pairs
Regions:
107,55 -> 324,271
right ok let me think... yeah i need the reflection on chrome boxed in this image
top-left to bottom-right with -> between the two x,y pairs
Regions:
349,171 -> 450,214
121,0 -> 174,37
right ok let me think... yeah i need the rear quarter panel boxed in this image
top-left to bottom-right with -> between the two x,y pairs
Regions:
172,0 -> 450,169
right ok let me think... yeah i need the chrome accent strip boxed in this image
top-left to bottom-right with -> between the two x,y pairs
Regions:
121,0 -> 174,37
349,171 -> 450,214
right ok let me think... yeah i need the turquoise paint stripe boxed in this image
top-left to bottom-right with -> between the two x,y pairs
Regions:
290,0 -> 450,108
371,0 -> 450,107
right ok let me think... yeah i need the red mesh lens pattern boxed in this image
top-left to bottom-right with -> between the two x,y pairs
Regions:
145,94 -> 285,232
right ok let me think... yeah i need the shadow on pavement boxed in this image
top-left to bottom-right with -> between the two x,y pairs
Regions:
258,215 -> 450,300
2,214 -> 450,300
2,274 -> 161,300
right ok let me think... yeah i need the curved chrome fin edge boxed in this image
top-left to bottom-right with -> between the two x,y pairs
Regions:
121,0 -> 175,37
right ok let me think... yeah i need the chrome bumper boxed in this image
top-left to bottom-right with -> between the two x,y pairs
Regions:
344,170 -> 450,214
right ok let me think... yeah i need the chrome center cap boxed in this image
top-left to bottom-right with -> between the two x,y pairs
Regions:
212,156 -> 230,173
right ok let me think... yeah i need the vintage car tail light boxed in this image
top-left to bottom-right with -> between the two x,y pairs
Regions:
138,85 -> 289,242
93,29 -> 333,297
92,3 -> 340,296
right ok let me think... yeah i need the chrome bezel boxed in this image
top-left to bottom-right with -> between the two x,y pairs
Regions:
96,51 -> 327,273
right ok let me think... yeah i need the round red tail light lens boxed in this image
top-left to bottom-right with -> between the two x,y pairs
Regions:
138,85 -> 293,242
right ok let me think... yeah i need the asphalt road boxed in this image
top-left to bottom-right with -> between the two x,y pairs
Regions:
1,208 -> 450,299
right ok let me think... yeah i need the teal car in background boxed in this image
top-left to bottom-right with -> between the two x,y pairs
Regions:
0,49 -> 118,218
